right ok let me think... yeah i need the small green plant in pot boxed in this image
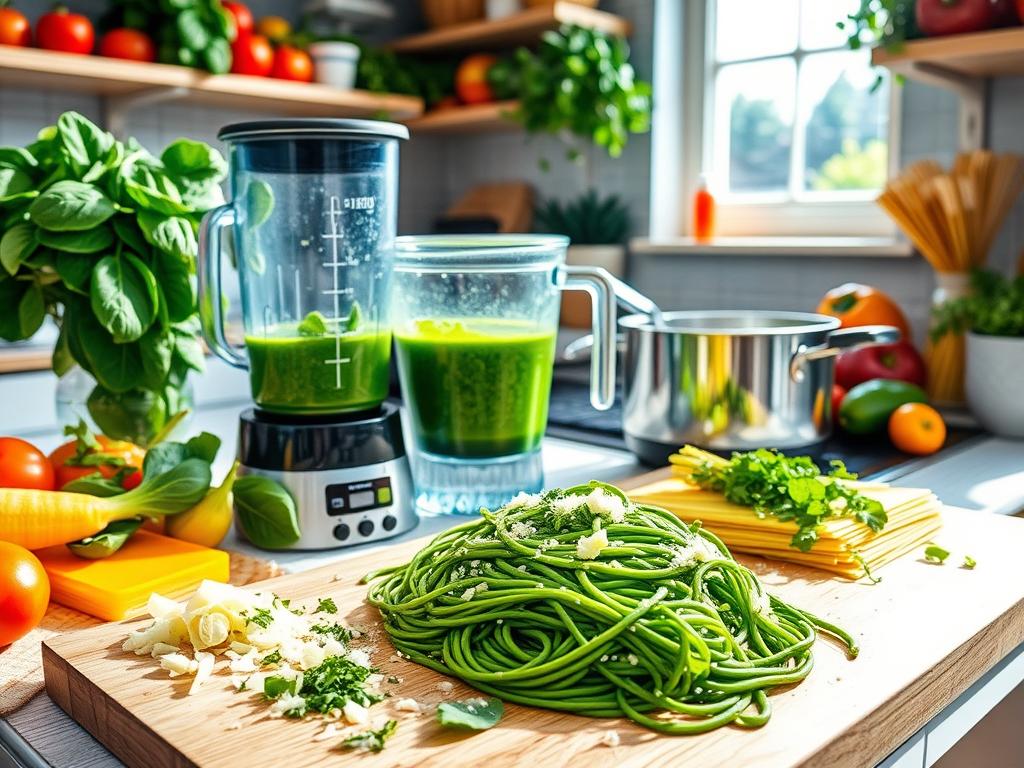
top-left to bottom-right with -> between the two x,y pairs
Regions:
932,269 -> 1024,437
535,190 -> 630,327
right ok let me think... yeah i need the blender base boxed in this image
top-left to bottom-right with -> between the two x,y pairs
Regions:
236,403 -> 417,550
412,448 -> 543,516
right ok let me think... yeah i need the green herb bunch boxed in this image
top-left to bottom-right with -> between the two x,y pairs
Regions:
0,111 -> 227,442
534,189 -> 630,245
688,448 -> 888,551
488,24 -> 652,158
102,0 -> 237,73
838,0 -> 919,52
931,269 -> 1024,340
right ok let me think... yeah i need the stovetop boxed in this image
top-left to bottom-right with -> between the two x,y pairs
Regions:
545,378 -> 985,481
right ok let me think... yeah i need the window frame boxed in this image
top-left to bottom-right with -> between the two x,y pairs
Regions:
666,0 -> 902,240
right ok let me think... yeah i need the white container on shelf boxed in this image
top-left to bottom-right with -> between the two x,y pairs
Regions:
966,332 -> 1024,438
486,0 -> 520,18
309,41 -> 360,90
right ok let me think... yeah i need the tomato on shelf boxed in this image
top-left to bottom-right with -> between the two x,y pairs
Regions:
231,33 -> 273,76
36,6 -> 94,54
455,53 -> 498,104
889,403 -> 946,456
0,4 -> 31,47
0,542 -> 49,647
98,28 -> 155,62
48,423 -> 145,492
255,15 -> 291,44
816,283 -> 912,342
0,437 -> 55,491
270,45 -> 313,82
221,0 -> 253,36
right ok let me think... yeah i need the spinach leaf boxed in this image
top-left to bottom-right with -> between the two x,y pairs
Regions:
138,210 -> 196,260
55,251 -> 93,294
67,518 -> 142,560
297,310 -> 328,336
61,472 -> 129,497
140,325 -> 175,390
18,283 -> 45,338
37,225 -> 114,254
161,139 -> 227,185
172,322 -> 206,372
111,215 -> 150,256
87,385 -> 167,444
29,180 -> 116,232
90,254 -> 157,343
143,431 -> 221,477
245,180 -> 274,228
77,310 -> 145,393
233,476 -> 301,549
436,698 -> 504,730
52,324 -> 74,376
152,254 -> 195,323
1,221 -> 36,275
57,112 -> 114,177
0,276 -> 28,341
202,38 -> 232,74
0,167 -> 33,200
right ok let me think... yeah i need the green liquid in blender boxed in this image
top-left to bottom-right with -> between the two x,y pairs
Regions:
246,327 -> 391,415
395,318 -> 557,459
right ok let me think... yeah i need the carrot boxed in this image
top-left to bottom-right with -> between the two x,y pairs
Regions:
0,458 -> 211,550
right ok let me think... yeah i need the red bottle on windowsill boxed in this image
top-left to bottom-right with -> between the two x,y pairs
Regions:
693,176 -> 716,243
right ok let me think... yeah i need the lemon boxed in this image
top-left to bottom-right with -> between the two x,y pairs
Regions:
166,461 -> 238,548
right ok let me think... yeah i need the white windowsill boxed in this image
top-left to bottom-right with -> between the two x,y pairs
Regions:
630,236 -> 915,258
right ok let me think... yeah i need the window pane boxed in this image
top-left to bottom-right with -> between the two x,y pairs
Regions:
714,0 -> 799,62
800,50 -> 888,192
800,0 -> 859,51
714,59 -> 796,194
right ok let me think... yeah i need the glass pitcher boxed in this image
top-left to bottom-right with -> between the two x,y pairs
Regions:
389,235 -> 618,515
198,119 -> 408,416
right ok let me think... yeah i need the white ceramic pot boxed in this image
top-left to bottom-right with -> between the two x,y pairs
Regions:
965,332 -> 1024,438
309,42 -> 360,90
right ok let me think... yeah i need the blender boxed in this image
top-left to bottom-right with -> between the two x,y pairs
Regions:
198,119 -> 416,550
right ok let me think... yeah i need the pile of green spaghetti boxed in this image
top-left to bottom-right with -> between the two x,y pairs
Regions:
364,481 -> 857,734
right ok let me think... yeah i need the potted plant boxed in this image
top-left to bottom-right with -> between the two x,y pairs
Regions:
932,269 -> 1024,437
0,111 -> 226,444
534,189 -> 629,327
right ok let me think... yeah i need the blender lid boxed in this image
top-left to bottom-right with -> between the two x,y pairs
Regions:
218,119 -> 409,142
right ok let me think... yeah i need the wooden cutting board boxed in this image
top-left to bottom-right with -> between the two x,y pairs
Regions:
42,505 -> 1024,768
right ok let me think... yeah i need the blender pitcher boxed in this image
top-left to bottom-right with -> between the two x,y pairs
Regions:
390,235 -> 618,515
198,119 -> 408,415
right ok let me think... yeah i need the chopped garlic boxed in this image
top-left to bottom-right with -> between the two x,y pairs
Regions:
346,648 -> 372,668
601,730 -> 621,747
147,593 -> 184,620
576,528 -> 609,560
229,641 -> 252,655
150,642 -> 179,658
189,652 -> 216,695
394,698 -> 421,714
586,489 -> 628,524
269,692 -> 306,719
436,680 -> 454,694
343,700 -> 369,725
196,611 -> 231,650
160,653 -> 198,677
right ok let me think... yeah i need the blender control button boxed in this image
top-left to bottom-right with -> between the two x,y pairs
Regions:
382,515 -> 397,531
358,520 -> 375,537
333,524 -> 351,541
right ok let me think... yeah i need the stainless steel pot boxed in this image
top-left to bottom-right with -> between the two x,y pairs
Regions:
619,311 -> 899,464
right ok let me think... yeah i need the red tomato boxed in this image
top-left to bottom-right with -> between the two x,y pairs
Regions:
48,435 -> 145,491
455,54 -> 497,104
0,437 -> 55,491
36,7 -> 94,54
231,33 -> 273,76
831,384 -> 847,426
0,542 -> 49,647
98,28 -> 155,62
0,6 -> 31,47
221,1 -> 253,36
271,45 -> 313,82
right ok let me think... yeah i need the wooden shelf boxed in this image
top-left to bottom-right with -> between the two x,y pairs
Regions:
389,2 -> 631,54
406,100 -> 520,134
0,47 -> 423,120
0,347 -> 51,375
872,27 -> 1024,79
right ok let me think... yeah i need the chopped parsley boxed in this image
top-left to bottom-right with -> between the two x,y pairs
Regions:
341,720 -> 397,753
962,555 -> 977,569
924,544 -> 950,564
310,622 -> 352,644
262,650 -> 282,666
265,656 -> 382,718
246,607 -> 273,628
315,597 -> 338,615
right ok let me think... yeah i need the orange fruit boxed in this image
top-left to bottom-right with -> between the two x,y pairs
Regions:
455,54 -> 497,105
888,403 -> 946,455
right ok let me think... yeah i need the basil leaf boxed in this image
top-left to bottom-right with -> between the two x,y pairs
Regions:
140,325 -> 174,390
297,310 -> 328,336
37,225 -> 114,254
122,157 -> 191,216
161,139 -> 226,185
0,167 -> 33,200
436,698 -> 504,730
233,476 -> 301,549
57,112 -> 114,177
18,283 -> 45,338
90,254 -> 157,343
111,215 -> 150,256
0,277 -> 28,341
77,311 -> 145,393
185,432 -> 221,464
0,222 -> 36,275
172,323 -> 206,372
245,181 -> 274,228
87,385 -> 167,443
0,147 -> 37,174
143,432 -> 220,477
138,210 -> 196,260
29,180 -> 116,232
55,251 -> 94,294
67,518 -> 142,560
153,254 -> 195,323
61,472 -> 128,497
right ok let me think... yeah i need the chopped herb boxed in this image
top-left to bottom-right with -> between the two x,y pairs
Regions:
962,555 -> 977,570
246,607 -> 273,628
237,677 -> 249,692
316,597 -> 338,615
436,698 -> 504,730
924,544 -> 950,564
262,650 -> 282,666
311,622 -> 352,644
341,719 -> 396,753
263,675 -> 296,699
296,655 -> 382,715
386,675 -> 400,684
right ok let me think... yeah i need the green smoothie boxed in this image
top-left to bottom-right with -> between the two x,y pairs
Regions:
246,322 -> 391,415
395,318 -> 557,459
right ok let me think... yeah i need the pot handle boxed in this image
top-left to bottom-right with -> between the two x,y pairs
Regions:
790,325 -> 901,382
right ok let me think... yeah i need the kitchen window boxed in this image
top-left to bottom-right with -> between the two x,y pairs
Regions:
668,0 -> 900,240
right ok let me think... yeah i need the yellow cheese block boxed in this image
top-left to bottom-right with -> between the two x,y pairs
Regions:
34,530 -> 230,621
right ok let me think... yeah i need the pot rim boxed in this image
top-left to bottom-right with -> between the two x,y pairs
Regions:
619,309 -> 841,336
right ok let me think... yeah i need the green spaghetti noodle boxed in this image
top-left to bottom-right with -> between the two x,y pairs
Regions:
364,481 -> 857,734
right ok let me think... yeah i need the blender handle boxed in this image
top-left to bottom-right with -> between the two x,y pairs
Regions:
562,265 -> 617,411
197,204 -> 248,370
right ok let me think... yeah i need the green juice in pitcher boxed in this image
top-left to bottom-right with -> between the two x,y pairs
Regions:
246,314 -> 391,415
395,318 -> 557,459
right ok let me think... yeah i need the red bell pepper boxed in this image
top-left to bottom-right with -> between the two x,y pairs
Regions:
915,0 -> 1019,37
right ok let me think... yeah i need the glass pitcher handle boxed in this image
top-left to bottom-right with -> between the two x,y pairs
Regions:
562,265 -> 617,410
197,204 -> 248,370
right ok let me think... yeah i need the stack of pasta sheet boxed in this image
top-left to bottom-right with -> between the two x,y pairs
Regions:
628,476 -> 943,579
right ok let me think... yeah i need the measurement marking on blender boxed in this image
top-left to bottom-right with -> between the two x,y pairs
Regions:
322,196 -> 353,389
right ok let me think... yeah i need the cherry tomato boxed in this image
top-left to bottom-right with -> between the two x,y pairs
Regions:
0,542 -> 49,647
48,435 -> 145,491
271,45 -> 313,82
0,6 -> 31,47
221,1 -> 253,36
455,54 -> 497,104
36,7 -> 94,55
231,33 -> 273,76
255,15 -> 290,43
0,437 -> 55,491
888,403 -> 946,456
98,28 -> 155,62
